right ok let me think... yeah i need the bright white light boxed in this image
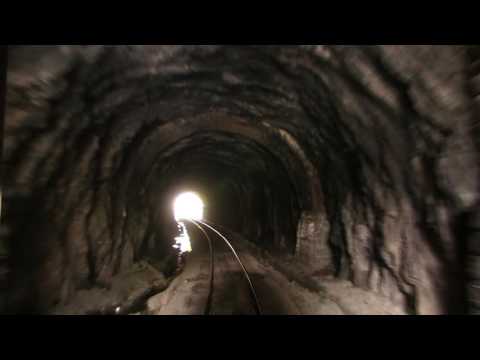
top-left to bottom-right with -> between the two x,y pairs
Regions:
173,222 -> 192,253
172,192 -> 204,254
173,192 -> 204,221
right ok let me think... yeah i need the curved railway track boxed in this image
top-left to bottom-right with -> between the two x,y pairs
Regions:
182,219 -> 262,315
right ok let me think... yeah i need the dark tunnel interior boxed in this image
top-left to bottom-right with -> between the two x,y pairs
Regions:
1,45 -> 480,315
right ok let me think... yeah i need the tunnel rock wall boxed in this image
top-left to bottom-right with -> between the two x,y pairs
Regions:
324,45 -> 478,314
3,45 -> 479,314
465,46 -> 480,314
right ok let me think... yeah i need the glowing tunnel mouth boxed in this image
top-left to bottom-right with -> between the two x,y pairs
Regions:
173,192 -> 204,222
173,192 -> 205,253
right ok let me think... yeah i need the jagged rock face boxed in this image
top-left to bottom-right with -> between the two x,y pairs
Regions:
3,45 -> 479,314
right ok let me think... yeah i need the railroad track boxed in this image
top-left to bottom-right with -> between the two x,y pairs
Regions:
181,219 -> 262,315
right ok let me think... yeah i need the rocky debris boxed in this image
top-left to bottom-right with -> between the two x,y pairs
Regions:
50,261 -> 169,315
316,278 -> 406,315
146,292 -> 169,314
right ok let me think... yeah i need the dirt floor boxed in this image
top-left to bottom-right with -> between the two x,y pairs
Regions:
145,235 -> 406,315
51,231 -> 406,315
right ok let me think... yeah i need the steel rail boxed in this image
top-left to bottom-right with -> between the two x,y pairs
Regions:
192,219 -> 262,315
181,219 -> 215,315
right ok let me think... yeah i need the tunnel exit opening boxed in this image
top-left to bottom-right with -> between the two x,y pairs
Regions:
172,192 -> 205,254
173,192 -> 205,222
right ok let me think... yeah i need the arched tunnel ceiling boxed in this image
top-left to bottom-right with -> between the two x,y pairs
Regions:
3,45 -> 480,314
147,130 -> 303,251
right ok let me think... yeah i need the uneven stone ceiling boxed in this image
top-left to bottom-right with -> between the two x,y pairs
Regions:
3,45 -> 480,314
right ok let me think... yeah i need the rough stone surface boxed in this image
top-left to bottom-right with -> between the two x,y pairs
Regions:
295,212 -> 332,275
50,261 -> 168,315
3,45 -> 480,314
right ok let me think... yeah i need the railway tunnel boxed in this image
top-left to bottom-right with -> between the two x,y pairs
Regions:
1,45 -> 480,315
